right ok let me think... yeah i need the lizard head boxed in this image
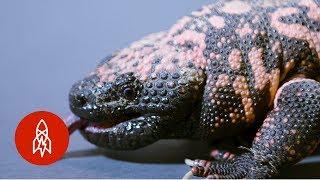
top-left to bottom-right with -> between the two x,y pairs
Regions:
69,58 -> 205,150
70,72 -> 144,123
69,28 -> 208,150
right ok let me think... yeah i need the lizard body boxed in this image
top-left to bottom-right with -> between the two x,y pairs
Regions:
69,0 -> 320,178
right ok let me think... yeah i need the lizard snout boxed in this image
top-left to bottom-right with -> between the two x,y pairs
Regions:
69,80 -> 92,119
69,84 -> 88,109
69,74 -> 109,121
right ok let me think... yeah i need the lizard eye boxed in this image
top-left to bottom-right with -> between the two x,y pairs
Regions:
123,87 -> 135,99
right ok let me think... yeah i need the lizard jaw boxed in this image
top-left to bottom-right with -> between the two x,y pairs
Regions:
66,113 -> 165,150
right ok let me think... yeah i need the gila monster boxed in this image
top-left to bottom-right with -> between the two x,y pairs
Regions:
67,0 -> 320,178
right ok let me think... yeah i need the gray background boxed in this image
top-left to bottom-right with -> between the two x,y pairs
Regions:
0,0 -> 319,178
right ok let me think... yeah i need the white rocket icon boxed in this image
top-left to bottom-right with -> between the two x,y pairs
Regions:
32,119 -> 52,157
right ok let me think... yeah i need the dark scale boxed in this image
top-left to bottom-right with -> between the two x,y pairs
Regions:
199,84 -> 248,139
68,0 -> 320,178
281,7 -> 320,32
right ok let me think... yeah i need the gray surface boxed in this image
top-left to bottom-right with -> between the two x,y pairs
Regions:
0,0 -> 319,178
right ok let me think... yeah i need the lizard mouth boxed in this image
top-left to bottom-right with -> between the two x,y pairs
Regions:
66,112 -> 142,133
85,112 -> 142,129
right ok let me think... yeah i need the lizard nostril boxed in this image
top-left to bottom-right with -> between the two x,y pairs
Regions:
76,94 -> 87,107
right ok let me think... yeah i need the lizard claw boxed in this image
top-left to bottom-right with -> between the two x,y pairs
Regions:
184,158 -> 195,167
182,170 -> 193,179
183,159 -> 196,179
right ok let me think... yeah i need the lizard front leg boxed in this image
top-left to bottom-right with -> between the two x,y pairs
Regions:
186,78 -> 320,178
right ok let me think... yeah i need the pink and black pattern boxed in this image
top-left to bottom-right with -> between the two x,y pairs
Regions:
68,0 -> 320,178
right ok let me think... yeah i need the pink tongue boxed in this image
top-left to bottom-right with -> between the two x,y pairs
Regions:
65,114 -> 87,135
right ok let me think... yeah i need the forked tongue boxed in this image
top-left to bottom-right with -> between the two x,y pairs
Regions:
65,114 -> 87,135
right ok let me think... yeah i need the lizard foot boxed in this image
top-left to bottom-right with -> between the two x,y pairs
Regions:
184,153 -> 273,179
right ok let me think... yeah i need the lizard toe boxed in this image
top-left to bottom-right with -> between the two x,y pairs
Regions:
184,153 -> 274,179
